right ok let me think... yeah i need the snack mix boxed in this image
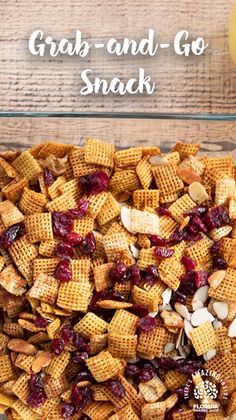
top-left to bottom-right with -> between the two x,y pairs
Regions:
0,138 -> 235,420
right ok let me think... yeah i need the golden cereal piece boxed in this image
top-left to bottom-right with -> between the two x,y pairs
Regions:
12,151 -> 42,181
136,156 -> 153,189
25,213 -> 53,243
19,187 -> 46,214
86,350 -> 119,382
189,321 -> 217,356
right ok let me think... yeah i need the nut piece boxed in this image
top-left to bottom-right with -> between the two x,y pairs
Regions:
174,303 -> 191,321
208,270 -> 226,289
121,206 -> 137,234
7,339 -> 37,355
191,308 -> 215,327
189,182 -> 209,204
177,168 -> 202,184
32,351 -> 52,373
149,155 -> 166,166
228,318 -> 236,338
212,302 -> 228,320
160,310 -> 184,329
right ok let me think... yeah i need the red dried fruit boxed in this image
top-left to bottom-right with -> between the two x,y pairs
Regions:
128,265 -> 142,285
61,324 -> 75,343
75,369 -> 94,383
154,247 -> 174,258
72,351 -> 89,364
171,290 -> 187,306
105,378 -> 126,400
81,232 -> 96,255
43,167 -> 54,186
128,304 -> 149,318
80,171 -> 109,195
203,206 -> 230,230
71,385 -> 94,411
181,256 -> 196,270
110,261 -> 128,283
212,256 -> 228,270
54,260 -> 72,282
169,228 -> 187,244
157,357 -> 201,375
50,338 -> 65,355
54,242 -> 74,259
195,271 -> 209,288
60,402 -> 76,418
179,271 -> 196,295
74,332 -> 90,352
144,264 -> 159,287
157,206 -> 172,217
136,368 -> 155,383
0,224 -> 23,248
34,316 -> 50,328
137,315 -> 157,333
27,373 -> 46,408
148,234 -> 168,246
29,373 -> 44,390
66,198 -> 89,219
210,240 -> 222,256
64,232 -> 83,246
189,216 -> 207,233
125,364 -> 140,379
52,211 -> 73,237
184,205 -> 208,218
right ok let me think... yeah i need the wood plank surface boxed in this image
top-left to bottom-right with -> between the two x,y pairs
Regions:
0,118 -> 236,160
0,0 -> 236,113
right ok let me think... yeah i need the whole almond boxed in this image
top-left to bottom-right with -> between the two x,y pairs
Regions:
177,168 -> 202,184
7,339 -> 37,355
208,270 -> 226,289
32,351 -> 52,373
189,182 -> 209,204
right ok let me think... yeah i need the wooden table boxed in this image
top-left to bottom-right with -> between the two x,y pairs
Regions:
0,0 -> 236,113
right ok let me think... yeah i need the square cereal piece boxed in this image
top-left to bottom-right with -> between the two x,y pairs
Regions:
25,213 -> 53,243
39,239 -> 60,257
137,248 -> 157,270
164,371 -> 188,392
44,373 -> 69,399
71,259 -> 91,282
209,267 -> 236,302
108,333 -> 137,358
57,281 -> 93,312
48,176 -> 66,200
33,258 -> 59,280
0,200 -> 24,227
172,409 -> 195,420
108,309 -> 138,335
103,233 -> 131,263
215,178 -> 236,206
0,265 -> 26,296
136,156 -> 153,189
222,238 -> 236,268
28,273 -> 59,304
9,235 -> 38,266
85,138 -> 115,168
59,178 -> 82,201
114,280 -> 131,300
130,208 -> 159,235
38,142 -> 73,158
46,351 -> 70,379
15,354 -> 34,374
19,187 -> 46,215
0,354 -> 15,382
159,191 -> 179,205
2,176 -> 28,202
73,217 -> 94,236
229,197 -> 236,220
93,262 -> 113,292
12,372 -> 29,403
137,326 -> 166,357
46,318 -> 61,339
133,189 -> 159,210
169,194 -> 196,223
185,238 -> 212,270
12,400 -> 38,420
204,353 -> 235,379
85,333 -> 108,356
97,193 -> 120,225
132,285 -> 161,312
69,148 -> 102,178
12,151 -> 42,181
114,148 -> 142,169
189,321 -> 217,356
139,375 -> 166,402
110,170 -> 140,194
86,192 -> 108,218
74,312 -> 108,339
86,350 -> 120,382
46,192 -> 77,212
159,216 -> 178,239
152,162 -> 184,195
215,327 -> 232,352
172,142 -> 200,159
106,221 -> 137,245
115,404 -> 139,420
83,401 -> 115,420
158,256 -> 184,290
177,155 -> 205,176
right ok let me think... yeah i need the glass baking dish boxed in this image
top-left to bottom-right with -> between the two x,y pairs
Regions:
0,112 -> 236,159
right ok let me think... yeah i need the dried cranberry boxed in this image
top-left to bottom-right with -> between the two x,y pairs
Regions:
29,373 -> 44,391
157,357 -> 201,375
128,304 -> 149,318
195,271 -> 209,288
61,324 -> 75,343
71,385 -> 94,411
165,407 -> 183,420
137,315 -> 157,333
74,332 -> 90,352
105,378 -> 126,400
80,171 -> 109,195
75,369 -> 94,383
154,247 -> 174,258
181,256 -> 196,270
179,271 -> 196,295
211,240 -> 222,256
81,232 -> 96,255
80,387 -> 94,411
171,291 -> 187,305
71,385 -> 83,407
80,416 -> 91,420
50,338 -> 65,355
0,224 -> 23,248
195,412 -> 207,420
34,316 -> 50,328
110,261 -> 128,283
52,211 -> 73,237
66,198 -> 89,219
54,242 -> 74,259
64,232 -> 83,246
203,206 -> 230,230
213,256 -> 228,269
72,351 -> 89,364
54,259 -> 72,282
184,205 -> 208,217
128,265 -> 141,285
157,206 -> 172,217
43,167 -> 54,186
169,228 -> 187,245
137,368 -> 155,383
189,216 -> 207,233
148,234 -> 168,246
185,228 -> 202,243
27,390 -> 46,408
60,402 -> 76,419
125,364 -> 140,379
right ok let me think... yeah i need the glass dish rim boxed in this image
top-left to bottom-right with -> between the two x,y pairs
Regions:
1,111 -> 236,120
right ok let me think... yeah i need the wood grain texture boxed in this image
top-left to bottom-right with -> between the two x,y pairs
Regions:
0,118 -> 236,160
0,0 -> 236,113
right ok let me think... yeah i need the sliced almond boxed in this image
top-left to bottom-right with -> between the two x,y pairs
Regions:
175,328 -> 184,349
174,303 -> 191,321
192,300 -> 204,311
191,307 -> 215,327
149,155 -> 166,166
192,285 -> 209,304
184,319 -> 194,338
130,244 -> 139,259
149,311 -> 159,318
164,342 -> 175,353
177,168 -> 202,184
208,270 -> 226,289
179,216 -> 190,231
228,318 -> 236,338
7,339 -> 37,355
203,348 -> 217,362
189,182 -> 209,204
161,288 -> 172,306
212,319 -> 223,329
32,351 -> 52,373
213,302 -> 228,320
121,206 -> 137,234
